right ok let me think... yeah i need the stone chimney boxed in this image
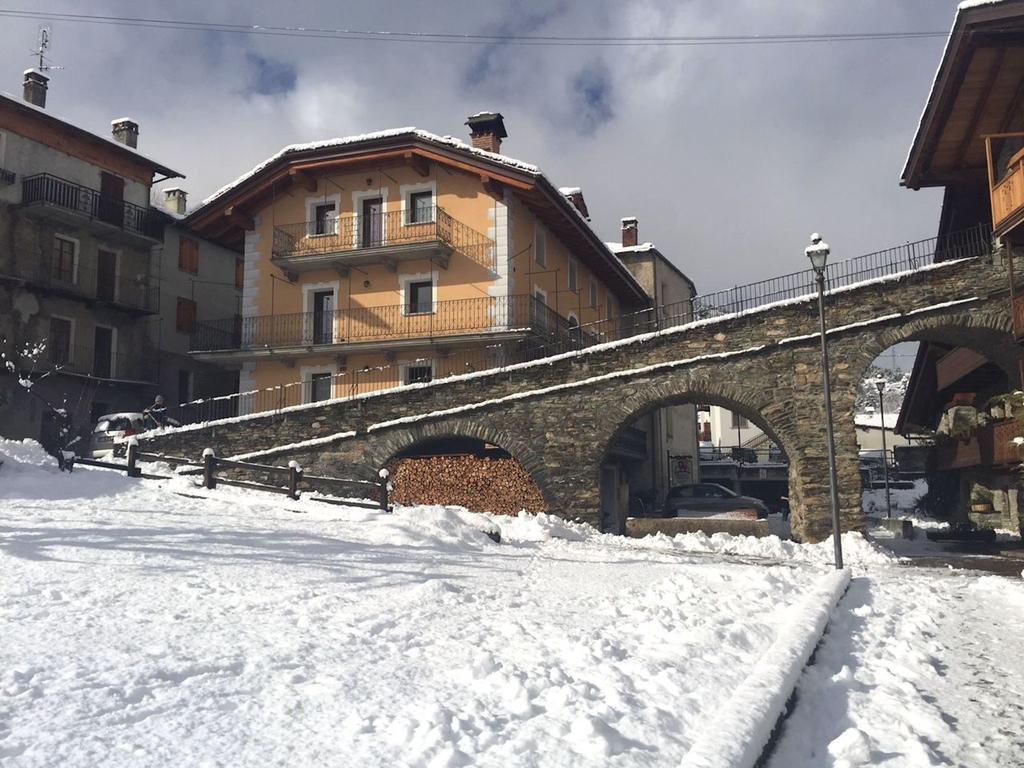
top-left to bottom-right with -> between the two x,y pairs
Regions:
111,118 -> 139,149
23,69 -> 48,108
465,112 -> 507,154
163,187 -> 187,215
621,217 -> 638,248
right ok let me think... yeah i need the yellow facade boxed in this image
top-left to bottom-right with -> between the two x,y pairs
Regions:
215,151 -> 636,407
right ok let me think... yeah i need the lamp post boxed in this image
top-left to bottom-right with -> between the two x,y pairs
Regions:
872,378 -> 893,519
806,233 -> 844,570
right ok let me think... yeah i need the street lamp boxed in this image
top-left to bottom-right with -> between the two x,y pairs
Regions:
806,233 -> 844,570
871,377 -> 893,519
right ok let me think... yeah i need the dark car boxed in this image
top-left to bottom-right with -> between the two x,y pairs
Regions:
662,483 -> 770,519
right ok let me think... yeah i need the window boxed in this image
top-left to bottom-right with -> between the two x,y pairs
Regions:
234,258 -> 244,291
313,202 -> 337,236
309,372 -> 333,402
53,236 -> 76,283
49,317 -> 72,365
404,364 -> 433,385
533,288 -> 548,331
406,280 -> 433,315
568,258 -> 578,292
178,369 -> 193,404
407,191 -> 434,224
590,280 -> 598,309
178,236 -> 199,274
731,412 -> 749,429
534,226 -> 546,267
176,297 -> 197,334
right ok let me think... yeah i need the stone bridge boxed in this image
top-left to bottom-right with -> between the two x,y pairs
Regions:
144,252 -> 1022,542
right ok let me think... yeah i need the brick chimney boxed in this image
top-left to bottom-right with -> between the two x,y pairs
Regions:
23,69 -> 48,108
621,217 -> 638,248
561,187 -> 590,220
163,187 -> 187,215
465,112 -> 507,154
111,118 -> 139,149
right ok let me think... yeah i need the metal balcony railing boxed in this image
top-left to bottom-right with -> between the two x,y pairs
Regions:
272,206 -> 495,270
46,342 -> 159,383
190,294 -> 577,353
17,259 -> 159,313
21,173 -> 164,241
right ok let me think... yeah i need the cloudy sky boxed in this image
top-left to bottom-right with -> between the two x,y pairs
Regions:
0,1 -> 963,295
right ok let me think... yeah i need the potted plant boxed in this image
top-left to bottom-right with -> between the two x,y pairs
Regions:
969,484 -> 994,513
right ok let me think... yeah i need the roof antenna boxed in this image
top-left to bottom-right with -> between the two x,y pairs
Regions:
30,26 -> 63,73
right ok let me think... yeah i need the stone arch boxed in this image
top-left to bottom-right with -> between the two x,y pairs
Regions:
848,307 -> 1019,389
363,417 -> 555,511
590,371 -> 800,533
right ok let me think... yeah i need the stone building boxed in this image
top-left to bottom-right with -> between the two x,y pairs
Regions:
0,71 -> 182,439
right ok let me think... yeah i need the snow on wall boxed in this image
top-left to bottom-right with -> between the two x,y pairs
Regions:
680,568 -> 852,768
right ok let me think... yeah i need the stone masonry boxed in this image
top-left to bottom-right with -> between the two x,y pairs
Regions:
143,254 -> 1023,542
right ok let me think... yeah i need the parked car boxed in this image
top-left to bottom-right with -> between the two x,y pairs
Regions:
88,412 -> 145,458
662,482 -> 770,519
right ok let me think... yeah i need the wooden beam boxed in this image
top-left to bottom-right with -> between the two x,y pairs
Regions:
936,346 -> 989,391
405,151 -> 430,177
289,169 -> 318,192
225,207 -> 255,230
955,47 -> 1006,167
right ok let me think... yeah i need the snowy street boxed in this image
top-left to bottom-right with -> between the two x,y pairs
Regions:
2,440 -> 1023,767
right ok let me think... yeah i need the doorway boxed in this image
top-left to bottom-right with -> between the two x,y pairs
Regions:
96,249 -> 117,302
311,290 -> 334,344
98,172 -> 124,227
360,197 -> 383,248
93,326 -> 113,378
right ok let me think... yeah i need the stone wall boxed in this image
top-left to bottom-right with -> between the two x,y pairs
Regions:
143,255 -> 1021,542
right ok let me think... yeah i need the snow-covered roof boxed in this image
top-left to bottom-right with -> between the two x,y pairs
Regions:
957,0 -> 1008,9
200,127 -> 540,207
0,91 -> 182,179
110,116 -> 137,125
150,190 -> 186,220
855,412 -> 899,430
606,241 -> 657,254
558,186 -> 582,196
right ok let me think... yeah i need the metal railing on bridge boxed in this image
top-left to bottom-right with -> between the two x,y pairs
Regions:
173,224 -> 994,426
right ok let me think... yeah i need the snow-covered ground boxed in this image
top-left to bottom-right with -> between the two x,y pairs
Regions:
2,439 -> 1022,767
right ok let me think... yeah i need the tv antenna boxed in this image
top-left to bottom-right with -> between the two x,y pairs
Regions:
30,26 -> 62,73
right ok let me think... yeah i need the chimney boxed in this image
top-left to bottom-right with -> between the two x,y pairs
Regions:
111,118 -> 139,149
621,217 -> 638,248
23,69 -> 48,108
163,187 -> 188,215
561,187 -> 590,220
465,111 -> 507,154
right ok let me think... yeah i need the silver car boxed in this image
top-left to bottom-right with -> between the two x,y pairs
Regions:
88,412 -> 145,458
662,483 -> 769,519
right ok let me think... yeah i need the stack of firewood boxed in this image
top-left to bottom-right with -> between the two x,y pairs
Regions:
389,454 -> 547,515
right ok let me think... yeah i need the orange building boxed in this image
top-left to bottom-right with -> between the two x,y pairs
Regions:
185,113 -> 650,411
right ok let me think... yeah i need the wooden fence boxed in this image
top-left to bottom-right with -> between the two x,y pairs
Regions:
71,442 -> 391,511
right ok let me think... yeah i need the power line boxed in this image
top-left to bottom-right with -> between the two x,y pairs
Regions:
0,9 -> 952,47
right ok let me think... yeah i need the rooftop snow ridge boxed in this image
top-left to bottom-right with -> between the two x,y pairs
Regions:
200,127 -> 540,207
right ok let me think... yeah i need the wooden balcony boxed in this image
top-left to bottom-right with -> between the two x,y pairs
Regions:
934,419 -> 1023,470
271,206 -> 495,276
985,133 -> 1024,236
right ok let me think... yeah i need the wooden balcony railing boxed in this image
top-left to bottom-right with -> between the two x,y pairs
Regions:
272,206 -> 495,270
935,419 -> 1024,470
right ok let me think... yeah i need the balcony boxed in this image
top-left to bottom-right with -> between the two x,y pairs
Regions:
935,419 -> 1023,470
14,259 -> 159,315
47,342 -> 159,384
271,206 -> 495,275
20,173 -> 164,245
189,294 -> 578,359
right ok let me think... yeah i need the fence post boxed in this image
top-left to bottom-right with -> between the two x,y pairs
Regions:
287,460 -> 302,501
126,437 -> 141,478
202,447 -> 217,490
378,467 -> 391,512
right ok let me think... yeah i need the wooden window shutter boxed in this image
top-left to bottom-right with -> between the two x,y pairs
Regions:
176,297 -> 197,333
178,237 -> 199,274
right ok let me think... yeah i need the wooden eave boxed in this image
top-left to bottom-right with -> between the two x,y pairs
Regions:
0,93 -> 183,181
187,134 -> 651,305
903,1 -> 1024,189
